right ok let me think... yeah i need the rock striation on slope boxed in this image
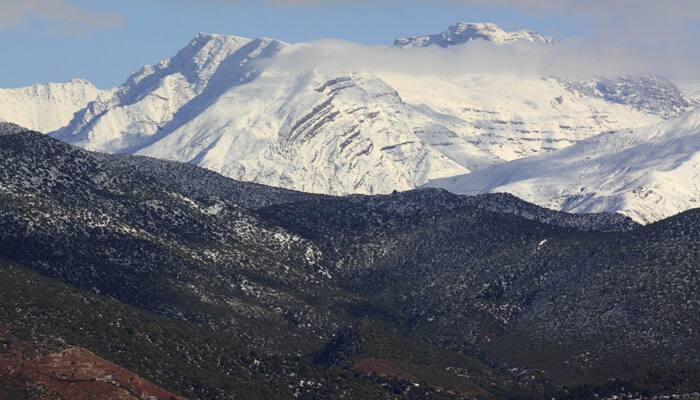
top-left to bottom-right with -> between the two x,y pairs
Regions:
426,108 -> 700,223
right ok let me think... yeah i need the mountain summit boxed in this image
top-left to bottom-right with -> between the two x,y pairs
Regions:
394,22 -> 555,48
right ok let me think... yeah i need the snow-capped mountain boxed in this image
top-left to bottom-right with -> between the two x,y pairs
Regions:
425,109 -> 700,223
394,22 -> 555,47
0,79 -> 110,133
51,28 -> 662,195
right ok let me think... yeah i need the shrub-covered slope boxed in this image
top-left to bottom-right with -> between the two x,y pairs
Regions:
0,123 -> 698,399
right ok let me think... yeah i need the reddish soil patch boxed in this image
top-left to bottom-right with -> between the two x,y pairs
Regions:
0,329 -> 183,400
354,358 -> 418,382
354,357 -> 490,399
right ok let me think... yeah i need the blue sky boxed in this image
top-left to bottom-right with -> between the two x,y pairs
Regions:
0,0 -> 698,88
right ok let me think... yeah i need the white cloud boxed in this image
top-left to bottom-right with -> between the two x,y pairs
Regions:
260,36 -> 700,80
0,0 -> 122,33
241,0 -> 700,80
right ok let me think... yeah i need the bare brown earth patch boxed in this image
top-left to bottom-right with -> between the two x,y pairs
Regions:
0,327 -> 183,400
354,357 -> 490,399
354,357 -> 418,382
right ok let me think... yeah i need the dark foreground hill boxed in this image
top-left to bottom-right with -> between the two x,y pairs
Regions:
0,123 -> 698,399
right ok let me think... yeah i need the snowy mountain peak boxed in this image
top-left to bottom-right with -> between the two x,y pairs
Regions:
187,32 -> 256,60
193,31 -> 234,40
394,22 -> 555,48
0,79 -> 111,133
122,32 -> 254,93
190,31 -> 251,46
54,33 -> 288,154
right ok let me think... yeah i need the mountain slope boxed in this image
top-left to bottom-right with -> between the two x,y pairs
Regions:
50,28 -> 661,195
425,109 -> 700,223
0,79 -> 109,133
260,193 -> 700,397
0,122 -> 465,399
0,123 -> 338,343
1,259 -> 441,400
3,124 -> 700,399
